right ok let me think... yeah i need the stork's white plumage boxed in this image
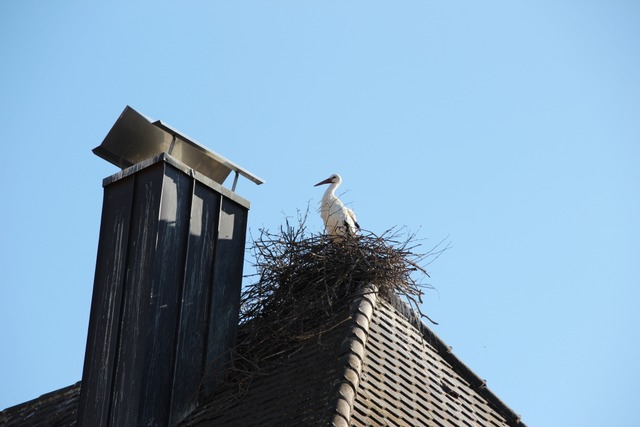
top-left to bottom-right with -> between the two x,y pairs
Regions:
314,173 -> 360,239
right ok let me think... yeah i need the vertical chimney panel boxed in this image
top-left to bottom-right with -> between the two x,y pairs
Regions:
138,164 -> 193,424
202,197 -> 248,396
168,182 -> 221,424
109,161 -> 166,426
77,176 -> 135,426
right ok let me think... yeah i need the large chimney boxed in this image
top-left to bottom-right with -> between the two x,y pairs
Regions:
77,107 -> 263,426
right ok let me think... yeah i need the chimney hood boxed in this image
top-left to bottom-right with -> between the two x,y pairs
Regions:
93,105 -> 264,191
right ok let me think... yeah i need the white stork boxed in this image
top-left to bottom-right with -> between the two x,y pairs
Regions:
314,173 -> 360,239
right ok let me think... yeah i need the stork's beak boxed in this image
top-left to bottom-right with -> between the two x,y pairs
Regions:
314,177 -> 332,187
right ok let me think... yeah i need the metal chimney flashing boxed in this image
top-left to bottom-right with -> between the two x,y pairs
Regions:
93,106 -> 264,190
102,152 -> 251,209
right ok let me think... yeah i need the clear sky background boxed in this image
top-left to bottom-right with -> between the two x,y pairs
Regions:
1,2 -> 638,426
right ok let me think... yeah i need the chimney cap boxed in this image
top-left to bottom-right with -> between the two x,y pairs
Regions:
93,106 -> 264,190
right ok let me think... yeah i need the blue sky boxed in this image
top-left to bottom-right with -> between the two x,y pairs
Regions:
1,2 -> 639,426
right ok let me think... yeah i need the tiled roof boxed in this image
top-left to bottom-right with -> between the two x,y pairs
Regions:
0,289 -> 525,426
181,317 -> 348,426
0,382 -> 80,427
183,287 -> 525,426
350,293 -> 525,427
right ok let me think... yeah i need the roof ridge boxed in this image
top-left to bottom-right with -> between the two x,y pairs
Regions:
384,292 -> 526,427
328,285 -> 379,427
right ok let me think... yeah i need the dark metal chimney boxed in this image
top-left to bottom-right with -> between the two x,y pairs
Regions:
77,106 -> 263,426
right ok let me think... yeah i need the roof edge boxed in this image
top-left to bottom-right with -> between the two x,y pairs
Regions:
0,381 -> 81,425
385,293 -> 526,427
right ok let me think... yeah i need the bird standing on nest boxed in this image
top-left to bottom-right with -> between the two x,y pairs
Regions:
314,173 -> 360,239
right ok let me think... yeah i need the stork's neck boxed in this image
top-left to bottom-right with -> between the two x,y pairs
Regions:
323,181 -> 340,200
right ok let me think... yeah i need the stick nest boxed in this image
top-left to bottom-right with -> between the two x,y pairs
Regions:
238,216 -> 446,361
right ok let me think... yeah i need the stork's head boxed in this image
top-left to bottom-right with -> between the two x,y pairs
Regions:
314,173 -> 342,187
